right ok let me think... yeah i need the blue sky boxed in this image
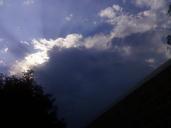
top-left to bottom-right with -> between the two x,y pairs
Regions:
0,0 -> 171,128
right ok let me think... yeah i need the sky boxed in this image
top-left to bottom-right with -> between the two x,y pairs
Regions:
0,0 -> 171,127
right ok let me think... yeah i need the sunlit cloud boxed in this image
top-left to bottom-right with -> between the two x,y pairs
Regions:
84,34 -> 112,50
20,41 -> 30,46
10,34 -> 82,75
10,31 -> 113,75
100,1 -> 170,39
9,0 -> 170,75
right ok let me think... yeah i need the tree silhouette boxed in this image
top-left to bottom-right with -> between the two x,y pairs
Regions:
0,71 -> 66,128
167,4 -> 171,45
168,4 -> 171,15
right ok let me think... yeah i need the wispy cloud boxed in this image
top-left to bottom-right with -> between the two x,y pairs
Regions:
0,0 -> 4,6
133,0 -> 166,9
99,1 -> 170,38
65,14 -> 74,22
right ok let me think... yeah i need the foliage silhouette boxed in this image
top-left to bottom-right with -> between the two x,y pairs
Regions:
0,71 -> 65,128
168,4 -> 171,45
168,4 -> 171,15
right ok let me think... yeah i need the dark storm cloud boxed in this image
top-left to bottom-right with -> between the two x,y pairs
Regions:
35,47 -> 155,128
0,0 -> 170,128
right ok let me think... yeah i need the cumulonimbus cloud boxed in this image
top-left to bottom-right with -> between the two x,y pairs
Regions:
10,0 -> 170,75
10,31 -> 115,75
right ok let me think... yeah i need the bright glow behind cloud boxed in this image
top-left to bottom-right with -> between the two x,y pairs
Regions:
10,34 -> 82,75
9,0 -> 170,75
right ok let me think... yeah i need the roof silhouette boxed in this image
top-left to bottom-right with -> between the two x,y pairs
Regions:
88,59 -> 171,128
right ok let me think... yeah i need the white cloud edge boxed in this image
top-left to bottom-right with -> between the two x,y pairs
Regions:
9,0 -> 170,75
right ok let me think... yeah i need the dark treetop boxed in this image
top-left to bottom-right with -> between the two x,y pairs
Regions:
0,71 -> 65,128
